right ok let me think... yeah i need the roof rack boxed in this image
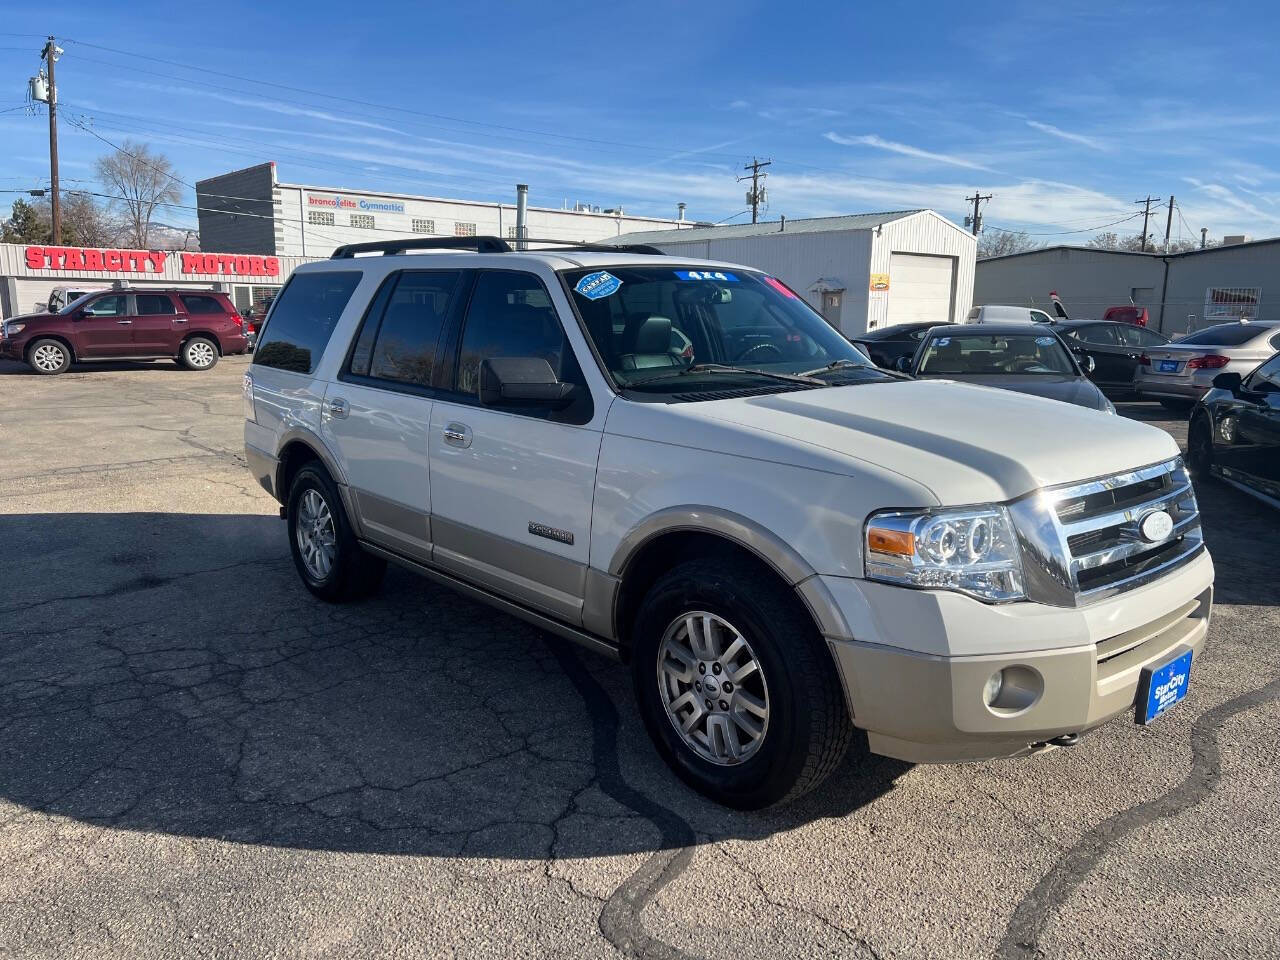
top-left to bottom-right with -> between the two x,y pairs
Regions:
328,235 -> 668,259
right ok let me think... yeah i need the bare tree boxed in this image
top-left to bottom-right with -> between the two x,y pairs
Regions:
977,229 -> 1037,259
95,140 -> 183,247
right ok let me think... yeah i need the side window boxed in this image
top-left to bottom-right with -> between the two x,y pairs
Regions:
1079,325 -> 1120,346
358,271 -> 460,387
455,271 -> 575,397
1030,310 -> 1053,324
1249,355 -> 1280,392
136,294 -> 176,316
84,295 -> 126,317
254,271 -> 362,375
1270,332 -> 1280,351
179,295 -> 225,314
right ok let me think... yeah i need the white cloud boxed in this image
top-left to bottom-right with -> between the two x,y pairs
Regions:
824,132 -> 994,172
1025,120 -> 1105,150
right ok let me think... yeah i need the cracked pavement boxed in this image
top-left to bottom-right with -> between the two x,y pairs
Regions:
0,356 -> 1277,959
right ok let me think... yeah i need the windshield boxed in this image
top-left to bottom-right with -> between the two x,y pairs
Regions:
917,332 -> 1077,376
562,266 -> 883,394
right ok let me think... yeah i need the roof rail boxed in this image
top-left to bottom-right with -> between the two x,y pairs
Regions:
329,235 -> 668,259
330,236 -> 512,258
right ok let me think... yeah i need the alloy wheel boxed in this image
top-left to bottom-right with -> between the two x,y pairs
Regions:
296,489 -> 336,580
657,611 -> 770,765
32,344 -> 65,372
187,341 -> 216,368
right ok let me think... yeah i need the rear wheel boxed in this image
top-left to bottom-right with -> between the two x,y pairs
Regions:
180,337 -> 219,371
28,339 -> 71,375
286,463 -> 386,602
631,556 -> 852,809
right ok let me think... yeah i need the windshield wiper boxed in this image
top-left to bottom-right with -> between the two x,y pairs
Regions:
800,358 -> 866,377
623,363 -> 825,389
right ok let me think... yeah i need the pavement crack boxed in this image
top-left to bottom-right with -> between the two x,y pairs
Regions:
995,676 -> 1280,959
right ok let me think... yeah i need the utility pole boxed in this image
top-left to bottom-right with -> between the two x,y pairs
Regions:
41,37 -> 62,244
1133,196 -> 1161,252
1201,227 -> 1208,249
964,192 -> 992,235
738,158 -> 771,224
1163,195 -> 1175,252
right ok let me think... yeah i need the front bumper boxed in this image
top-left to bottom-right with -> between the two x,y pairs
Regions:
0,337 -> 22,360
823,549 -> 1214,763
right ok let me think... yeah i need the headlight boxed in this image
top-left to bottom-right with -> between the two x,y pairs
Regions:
5,322 -> 25,336
865,505 -> 1025,602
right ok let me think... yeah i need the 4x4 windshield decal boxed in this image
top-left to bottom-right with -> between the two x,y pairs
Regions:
574,271 -> 622,300
674,270 -> 738,282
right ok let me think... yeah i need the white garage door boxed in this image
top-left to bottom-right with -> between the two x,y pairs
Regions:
886,253 -> 955,325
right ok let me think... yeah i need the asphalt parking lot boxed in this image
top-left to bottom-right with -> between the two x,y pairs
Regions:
1,355 -> 1277,960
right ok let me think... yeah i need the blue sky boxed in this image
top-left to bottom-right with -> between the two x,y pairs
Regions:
1,0 -> 1277,243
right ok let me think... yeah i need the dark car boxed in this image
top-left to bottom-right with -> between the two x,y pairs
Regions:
1050,319 -> 1171,398
897,323 -> 1114,412
1188,352 -> 1280,509
0,289 -> 248,375
849,321 -> 954,369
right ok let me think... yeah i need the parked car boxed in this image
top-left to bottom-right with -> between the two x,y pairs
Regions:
1050,319 -> 1171,398
1102,305 -> 1150,327
0,290 -> 248,375
1135,320 -> 1280,410
44,285 -> 110,313
965,304 -> 1056,324
896,324 -> 1115,412
245,237 -> 1211,808
1188,352 -> 1280,510
848,320 -> 953,369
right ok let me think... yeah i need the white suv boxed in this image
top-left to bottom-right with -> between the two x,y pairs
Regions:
244,237 -> 1214,808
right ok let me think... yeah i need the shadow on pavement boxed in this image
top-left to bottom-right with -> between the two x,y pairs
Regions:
0,511 -> 909,862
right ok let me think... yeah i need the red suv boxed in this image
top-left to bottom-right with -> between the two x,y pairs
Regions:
1,289 -> 249,375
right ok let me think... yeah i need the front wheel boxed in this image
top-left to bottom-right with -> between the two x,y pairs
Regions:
631,557 -> 853,809
28,339 -> 71,375
180,337 -> 219,371
1187,415 -> 1216,479
286,464 -> 386,602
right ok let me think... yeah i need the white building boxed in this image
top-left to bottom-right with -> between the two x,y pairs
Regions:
608,210 -> 976,335
196,163 -> 696,258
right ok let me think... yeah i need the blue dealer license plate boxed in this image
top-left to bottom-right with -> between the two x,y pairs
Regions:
1136,647 -> 1193,724
1159,359 -> 1179,372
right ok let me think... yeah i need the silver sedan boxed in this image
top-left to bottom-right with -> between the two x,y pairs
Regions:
1136,320 -> 1280,409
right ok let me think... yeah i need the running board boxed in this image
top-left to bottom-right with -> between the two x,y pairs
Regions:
359,540 -> 622,661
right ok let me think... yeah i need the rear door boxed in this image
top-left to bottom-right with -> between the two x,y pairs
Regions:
1069,323 -> 1127,390
73,293 -> 133,357
321,269 -> 461,563
1233,355 -> 1280,498
887,254 -> 955,325
131,292 -> 180,355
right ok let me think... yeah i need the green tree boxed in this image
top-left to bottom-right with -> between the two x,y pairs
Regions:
1,198 -> 47,242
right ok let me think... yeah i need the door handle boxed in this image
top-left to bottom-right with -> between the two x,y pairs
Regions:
443,422 -> 472,448
174,317 -> 189,323
116,319 -> 133,324
326,396 -> 349,420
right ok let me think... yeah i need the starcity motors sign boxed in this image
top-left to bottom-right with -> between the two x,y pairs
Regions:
23,245 -> 281,278
306,193 -> 405,214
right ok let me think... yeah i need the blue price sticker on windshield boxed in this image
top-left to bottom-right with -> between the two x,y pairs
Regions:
1036,336 -> 1055,346
674,270 -> 738,282
935,337 -> 951,346
575,271 -> 622,300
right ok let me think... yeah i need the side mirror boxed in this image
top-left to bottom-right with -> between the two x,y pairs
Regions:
1212,371 -> 1242,392
479,357 -> 575,407
894,355 -> 913,374
1082,355 -> 1096,374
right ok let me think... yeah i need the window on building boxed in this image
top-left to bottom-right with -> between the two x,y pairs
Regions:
351,214 -> 376,230
308,210 -> 335,226
253,272 -> 362,375
455,222 -> 477,237
412,218 -> 435,234
135,294 -> 176,315
507,226 -> 518,239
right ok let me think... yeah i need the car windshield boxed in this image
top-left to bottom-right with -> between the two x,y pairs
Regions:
562,266 -> 886,394
917,332 -> 1077,376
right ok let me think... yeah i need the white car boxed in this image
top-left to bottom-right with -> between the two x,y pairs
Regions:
243,238 -> 1213,808
966,304 -> 1057,324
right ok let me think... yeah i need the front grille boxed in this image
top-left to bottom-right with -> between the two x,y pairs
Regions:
1045,458 -> 1203,603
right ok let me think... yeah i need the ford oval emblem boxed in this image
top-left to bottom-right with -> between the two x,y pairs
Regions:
1139,510 -> 1174,543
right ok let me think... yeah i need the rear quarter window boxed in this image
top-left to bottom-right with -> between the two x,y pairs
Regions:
254,271 -> 362,375
179,294 -> 227,314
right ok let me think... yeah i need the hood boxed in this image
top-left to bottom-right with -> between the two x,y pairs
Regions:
920,373 -> 1108,410
5,311 -> 57,327
612,379 -> 1179,506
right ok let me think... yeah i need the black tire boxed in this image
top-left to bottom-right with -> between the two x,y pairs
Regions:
179,336 -> 219,371
631,556 -> 853,809
1159,398 -> 1193,413
27,338 -> 71,375
1187,414 -> 1215,480
286,463 -> 386,602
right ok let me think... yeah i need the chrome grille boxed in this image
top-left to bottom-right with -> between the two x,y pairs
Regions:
1011,458 -> 1204,606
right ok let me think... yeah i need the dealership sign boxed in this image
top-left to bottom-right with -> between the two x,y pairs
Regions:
23,245 -> 281,278
307,193 -> 406,214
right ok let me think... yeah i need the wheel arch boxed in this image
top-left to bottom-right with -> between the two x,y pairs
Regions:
181,330 -> 223,356
26,334 -> 76,363
274,432 -> 357,529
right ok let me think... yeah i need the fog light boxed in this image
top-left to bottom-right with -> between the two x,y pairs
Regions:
983,671 -> 1004,706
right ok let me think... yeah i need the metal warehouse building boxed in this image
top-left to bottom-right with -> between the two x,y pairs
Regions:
196,163 -> 695,259
975,239 -> 1280,336
609,210 -> 976,336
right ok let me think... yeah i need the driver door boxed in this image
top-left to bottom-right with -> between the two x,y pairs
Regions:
72,293 -> 134,357
1232,356 -> 1280,496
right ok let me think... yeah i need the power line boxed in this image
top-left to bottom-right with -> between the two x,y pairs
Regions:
964,191 -> 992,235
981,210 -> 1145,237
737,158 -> 770,224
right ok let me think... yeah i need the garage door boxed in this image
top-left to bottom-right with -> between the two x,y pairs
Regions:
886,253 -> 955,325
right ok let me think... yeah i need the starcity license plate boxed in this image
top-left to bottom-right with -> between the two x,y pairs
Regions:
1159,359 -> 1180,372
1135,646 -> 1193,724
